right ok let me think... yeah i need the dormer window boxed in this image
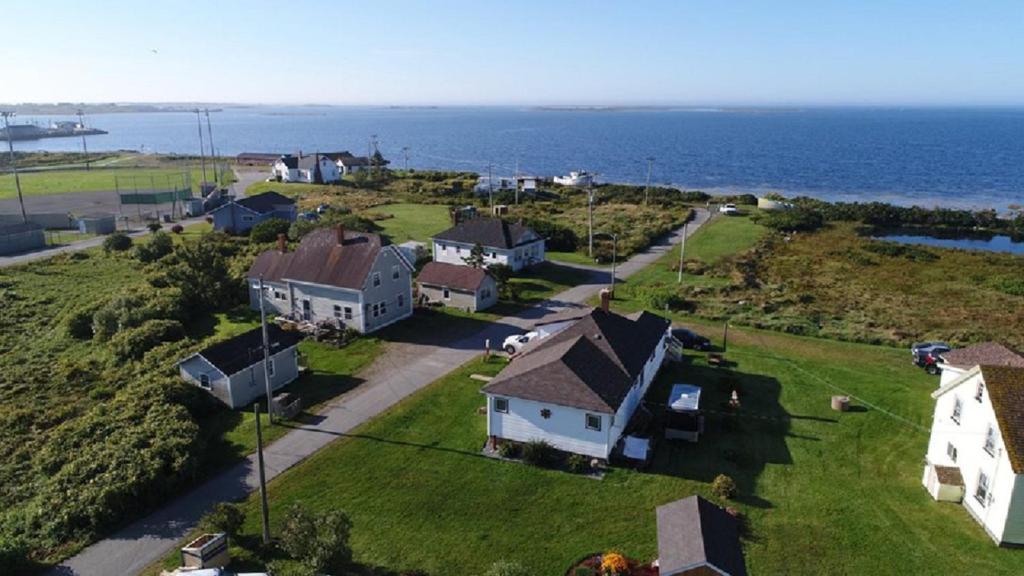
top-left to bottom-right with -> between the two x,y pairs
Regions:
975,380 -> 985,402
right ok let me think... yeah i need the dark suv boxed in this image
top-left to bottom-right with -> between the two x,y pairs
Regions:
671,328 -> 712,351
911,341 -> 950,372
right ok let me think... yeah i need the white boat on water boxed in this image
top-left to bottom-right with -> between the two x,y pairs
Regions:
553,170 -> 593,187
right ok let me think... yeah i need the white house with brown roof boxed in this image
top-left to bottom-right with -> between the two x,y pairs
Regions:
247,226 -> 414,334
432,217 -> 545,272
923,364 -> 1024,545
272,153 -> 341,184
939,342 -> 1024,387
482,295 -> 670,459
416,261 -> 498,312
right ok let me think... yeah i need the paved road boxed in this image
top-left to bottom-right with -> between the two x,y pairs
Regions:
52,209 -> 710,576
0,168 -> 264,269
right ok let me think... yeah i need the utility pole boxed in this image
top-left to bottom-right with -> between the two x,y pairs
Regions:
644,156 -> 655,205
487,163 -> 494,210
195,109 -> 208,186
677,222 -> 688,283
254,402 -> 271,545
77,109 -> 90,170
587,182 -> 595,258
204,109 -> 217,185
514,158 -> 519,205
1,112 -> 28,223
258,276 -> 275,425
401,146 -> 410,171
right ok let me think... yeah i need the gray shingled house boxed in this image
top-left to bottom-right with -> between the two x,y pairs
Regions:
416,261 -> 498,312
248,225 -> 414,334
431,217 -> 545,271
482,298 -> 670,459
178,324 -> 303,409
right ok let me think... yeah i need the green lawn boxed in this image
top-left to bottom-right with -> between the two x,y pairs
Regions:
546,250 -> 610,267
366,203 -> 451,243
155,325 -> 1020,575
0,165 -> 232,198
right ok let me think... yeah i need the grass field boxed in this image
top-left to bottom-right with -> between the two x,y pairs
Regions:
0,162 -> 234,198
365,203 -> 451,243
153,323 -> 1022,575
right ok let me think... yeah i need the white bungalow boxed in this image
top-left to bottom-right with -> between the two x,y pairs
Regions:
482,294 -> 670,460
431,217 -> 545,272
272,153 -> 341,184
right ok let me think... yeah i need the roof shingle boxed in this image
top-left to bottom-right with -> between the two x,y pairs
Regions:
940,342 -> 1024,370
249,227 -> 388,290
656,496 -> 747,576
433,217 -> 538,249
236,191 -> 295,214
982,365 -> 1024,474
417,261 -> 491,292
197,324 -> 302,377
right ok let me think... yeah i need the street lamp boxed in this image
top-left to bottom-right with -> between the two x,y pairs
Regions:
595,232 -> 618,295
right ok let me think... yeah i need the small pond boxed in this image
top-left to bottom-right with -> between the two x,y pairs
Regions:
870,229 -> 1024,255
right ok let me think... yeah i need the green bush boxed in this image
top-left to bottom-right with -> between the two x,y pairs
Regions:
250,218 -> 293,243
102,232 -> 133,252
147,222 -> 162,233
631,284 -> 686,311
497,441 -> 520,459
134,231 -> 174,263
199,503 -> 245,539
521,439 -> 557,467
108,319 -> 184,360
712,473 -> 738,499
753,208 -> 824,232
278,504 -> 353,575
567,453 -> 590,474
994,277 -> 1024,296
65,307 -> 97,339
485,560 -> 530,576
862,241 -> 938,262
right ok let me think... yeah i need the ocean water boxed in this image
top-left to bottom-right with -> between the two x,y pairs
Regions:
11,106 -> 1024,209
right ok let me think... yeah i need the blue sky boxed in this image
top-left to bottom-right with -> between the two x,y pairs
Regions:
3,0 -> 1023,105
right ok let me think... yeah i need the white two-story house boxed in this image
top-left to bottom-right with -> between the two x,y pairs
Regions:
272,153 -> 341,184
247,225 -> 414,334
922,363 -> 1024,546
431,217 -> 545,272
482,294 -> 670,460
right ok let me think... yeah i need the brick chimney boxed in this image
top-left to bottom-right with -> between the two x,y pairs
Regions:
335,224 -> 345,245
277,233 -> 287,252
599,288 -> 611,312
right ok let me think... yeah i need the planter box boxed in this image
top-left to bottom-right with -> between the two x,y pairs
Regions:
181,532 -> 229,569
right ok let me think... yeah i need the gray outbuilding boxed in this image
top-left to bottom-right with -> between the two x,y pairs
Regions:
178,324 -> 303,409
76,213 -> 117,235
656,495 -> 747,576
417,261 -> 498,312
0,221 -> 46,255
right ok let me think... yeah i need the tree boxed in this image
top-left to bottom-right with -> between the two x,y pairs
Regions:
250,218 -> 293,244
462,242 -> 486,268
488,263 -> 517,301
102,232 -> 133,253
134,231 -> 174,263
278,504 -> 353,575
147,221 -> 162,233
199,503 -> 245,539
164,238 -> 239,313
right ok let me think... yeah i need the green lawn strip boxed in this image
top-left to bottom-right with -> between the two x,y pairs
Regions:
365,203 -> 451,243
547,250 -> 611,267
0,165 -> 233,198
153,324 -> 1019,575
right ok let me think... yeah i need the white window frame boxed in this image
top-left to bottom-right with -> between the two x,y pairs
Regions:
984,425 -> 996,456
333,304 -> 343,318
585,413 -> 602,431
975,471 -> 990,506
951,396 -> 962,424
372,272 -> 381,287
947,442 -> 958,462
493,397 -> 509,413
199,373 -> 211,390
344,306 -> 353,320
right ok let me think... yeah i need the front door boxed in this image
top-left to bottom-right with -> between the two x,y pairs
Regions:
302,299 -> 311,321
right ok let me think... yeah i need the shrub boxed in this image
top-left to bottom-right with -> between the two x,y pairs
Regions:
108,319 -> 184,360
278,504 -> 353,575
485,560 -> 530,576
753,207 -> 824,232
994,277 -> 1024,296
521,439 -> 556,467
600,552 -> 630,575
147,221 -> 162,233
170,224 -> 184,234
567,453 -> 590,474
631,284 -> 686,311
199,503 -> 245,539
65,307 -> 97,339
134,231 -> 174,263
712,473 -> 738,499
497,441 -> 520,459
102,232 -> 133,252
250,218 -> 293,243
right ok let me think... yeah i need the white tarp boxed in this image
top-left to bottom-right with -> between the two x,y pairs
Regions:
623,435 -> 650,460
669,384 -> 702,412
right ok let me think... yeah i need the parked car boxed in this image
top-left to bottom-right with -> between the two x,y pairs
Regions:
502,331 -> 540,354
719,203 -> 739,215
911,341 -> 950,368
316,203 -> 331,214
671,328 -> 712,351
